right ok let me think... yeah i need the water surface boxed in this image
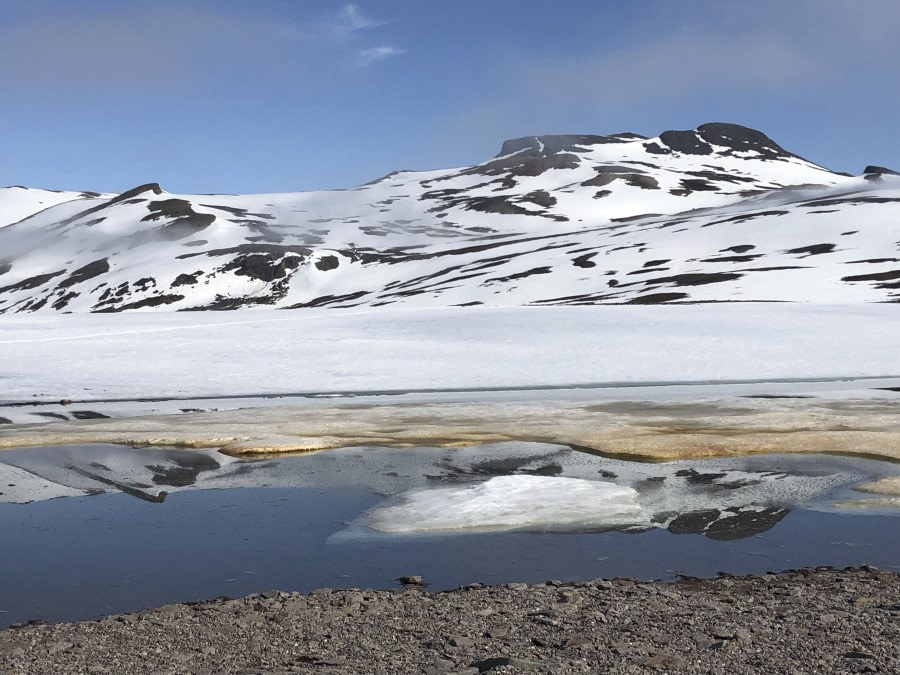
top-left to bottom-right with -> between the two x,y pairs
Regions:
1,442 -> 897,626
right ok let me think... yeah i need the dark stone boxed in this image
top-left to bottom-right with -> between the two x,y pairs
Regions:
722,245 -> 756,254
456,196 -> 534,216
671,178 -> 719,195
397,575 -> 425,586
635,272 -> 743,288
315,255 -> 340,271
94,294 -> 185,312
643,142 -> 671,155
522,190 -> 556,208
284,291 -> 370,309
582,172 -> 658,189
0,270 -> 65,294
863,165 -> 899,176
702,254 -> 762,263
148,453 -> 221,488
842,269 -> 900,283
221,252 -> 304,282
70,411 -> 111,420
784,243 -> 837,256
51,292 -> 79,310
842,651 -> 877,660
57,259 -> 110,289
178,243 -> 313,261
625,292 -> 689,304
484,267 -> 552,284
141,199 -> 215,240
572,253 -> 597,268
171,272 -> 202,287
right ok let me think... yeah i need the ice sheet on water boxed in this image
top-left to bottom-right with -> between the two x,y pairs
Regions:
366,474 -> 643,534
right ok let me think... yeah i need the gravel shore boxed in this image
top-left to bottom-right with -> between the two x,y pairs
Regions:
1,567 -> 897,674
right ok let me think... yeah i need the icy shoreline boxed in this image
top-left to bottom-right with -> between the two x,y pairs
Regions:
3,392 -> 900,466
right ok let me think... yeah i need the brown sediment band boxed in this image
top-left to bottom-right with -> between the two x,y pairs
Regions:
1,397 -> 900,464
854,475 -> 900,496
833,496 -> 900,509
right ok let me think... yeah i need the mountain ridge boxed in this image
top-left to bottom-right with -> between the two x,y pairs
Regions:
1,122 -> 899,312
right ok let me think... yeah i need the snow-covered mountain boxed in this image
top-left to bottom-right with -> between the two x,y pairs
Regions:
2,122 -> 898,312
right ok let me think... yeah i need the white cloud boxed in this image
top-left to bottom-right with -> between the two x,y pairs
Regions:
332,3 -> 386,37
357,46 -> 406,68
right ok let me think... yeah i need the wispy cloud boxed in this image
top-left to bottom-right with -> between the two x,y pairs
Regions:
331,3 -> 386,37
357,46 -> 406,68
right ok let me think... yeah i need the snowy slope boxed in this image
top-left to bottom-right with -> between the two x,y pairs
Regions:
1,123 -> 898,312
0,186 -> 107,228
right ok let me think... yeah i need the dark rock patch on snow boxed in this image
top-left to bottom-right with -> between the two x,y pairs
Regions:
315,255 -> 340,271
95,294 -> 185,312
784,243 -> 837,257
626,292 -> 690,304
0,270 -> 65,294
57,259 -> 110,289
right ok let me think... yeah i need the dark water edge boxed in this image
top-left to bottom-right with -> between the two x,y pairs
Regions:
1,485 -> 898,627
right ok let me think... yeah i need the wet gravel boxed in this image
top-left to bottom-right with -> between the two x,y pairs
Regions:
1,567 -> 898,674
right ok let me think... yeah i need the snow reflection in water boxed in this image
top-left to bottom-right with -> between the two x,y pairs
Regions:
0,442 -> 897,626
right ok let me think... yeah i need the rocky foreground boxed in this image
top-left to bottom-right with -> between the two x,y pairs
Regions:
1,568 -> 898,674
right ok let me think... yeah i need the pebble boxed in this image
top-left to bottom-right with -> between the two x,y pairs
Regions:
0,568 -> 897,674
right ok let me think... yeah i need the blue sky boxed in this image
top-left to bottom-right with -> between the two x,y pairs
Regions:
2,0 -> 899,194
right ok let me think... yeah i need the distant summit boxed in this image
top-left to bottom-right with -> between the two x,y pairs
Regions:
498,123 -> 797,163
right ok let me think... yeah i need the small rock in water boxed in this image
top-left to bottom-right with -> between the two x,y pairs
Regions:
397,575 -> 426,586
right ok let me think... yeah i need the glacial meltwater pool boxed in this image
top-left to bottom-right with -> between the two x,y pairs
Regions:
1,442 -> 898,626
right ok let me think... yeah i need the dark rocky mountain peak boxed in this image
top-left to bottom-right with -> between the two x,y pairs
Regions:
109,183 -> 164,204
864,165 -> 900,176
646,122 -> 796,161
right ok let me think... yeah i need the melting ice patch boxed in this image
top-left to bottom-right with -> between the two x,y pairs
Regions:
366,475 -> 643,534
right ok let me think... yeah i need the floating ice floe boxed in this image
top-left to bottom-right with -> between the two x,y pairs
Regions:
366,474 -> 643,534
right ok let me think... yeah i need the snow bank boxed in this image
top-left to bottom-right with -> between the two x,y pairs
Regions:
366,475 -> 643,534
0,304 -> 898,404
